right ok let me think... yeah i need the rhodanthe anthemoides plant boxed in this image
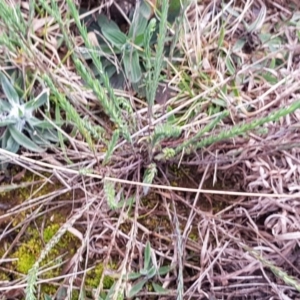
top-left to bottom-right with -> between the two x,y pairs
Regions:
0,72 -> 59,157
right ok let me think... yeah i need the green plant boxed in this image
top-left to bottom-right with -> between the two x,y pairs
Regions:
127,241 -> 171,298
79,0 -> 181,97
0,72 -> 58,157
98,282 -> 124,300
95,1 -> 153,92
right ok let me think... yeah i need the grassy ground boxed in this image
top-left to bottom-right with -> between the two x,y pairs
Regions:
1,0 -> 300,299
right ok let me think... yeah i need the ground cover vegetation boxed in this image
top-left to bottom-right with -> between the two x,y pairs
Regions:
0,0 -> 300,299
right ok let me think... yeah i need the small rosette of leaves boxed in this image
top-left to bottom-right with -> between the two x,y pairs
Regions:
0,72 -> 58,156
127,241 -> 171,298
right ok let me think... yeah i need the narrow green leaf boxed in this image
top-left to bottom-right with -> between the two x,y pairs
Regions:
27,129 -> 58,145
123,51 -> 142,83
56,287 -> 67,299
139,268 -> 149,276
129,3 -> 149,38
0,100 -> 12,112
158,265 -> 171,276
4,134 -> 20,154
0,117 -> 17,127
143,18 -> 157,71
98,15 -> 126,48
145,0 -> 169,106
144,241 -> 151,270
166,106 -> 176,123
211,98 -> 226,107
28,117 -> 59,129
24,89 -> 49,111
232,39 -> 246,52
225,56 -> 235,75
269,57 -> 276,69
246,3 -> 266,32
79,287 -> 86,300
103,29 -> 127,48
134,34 -> 145,47
266,36 -> 282,52
223,5 -> 240,18
8,126 -> 44,152
97,14 -> 119,31
40,128 -> 59,142
99,292 -> 106,300
127,272 -> 142,280
218,27 -> 225,48
167,0 -> 181,23
0,73 -> 19,105
146,265 -> 156,279
104,283 -> 122,300
261,73 -> 277,84
139,0 -> 152,19
128,279 -> 147,298
152,283 -> 168,294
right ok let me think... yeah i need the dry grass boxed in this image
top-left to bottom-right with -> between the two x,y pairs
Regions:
1,0 -> 300,299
